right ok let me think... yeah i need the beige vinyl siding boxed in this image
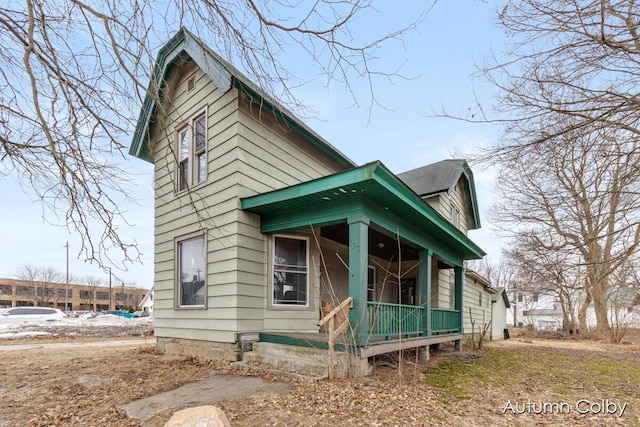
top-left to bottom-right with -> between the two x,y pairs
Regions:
463,277 -> 491,334
152,65 -> 244,342
449,180 -> 469,234
150,59 -> 351,341
422,181 -> 470,236
234,95 -> 348,334
435,269 -> 452,309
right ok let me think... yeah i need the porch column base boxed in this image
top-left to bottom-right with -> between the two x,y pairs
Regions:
349,354 -> 372,378
454,339 -> 462,351
418,346 -> 430,362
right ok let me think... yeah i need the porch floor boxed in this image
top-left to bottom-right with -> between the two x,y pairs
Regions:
259,331 -> 463,359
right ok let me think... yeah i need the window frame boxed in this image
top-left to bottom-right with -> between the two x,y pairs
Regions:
450,205 -> 460,228
367,266 -> 376,302
270,234 -> 310,308
175,109 -> 208,193
175,231 -> 208,309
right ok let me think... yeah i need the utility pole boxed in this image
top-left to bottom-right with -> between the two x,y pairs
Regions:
512,282 -> 518,327
108,267 -> 112,311
65,241 -> 69,312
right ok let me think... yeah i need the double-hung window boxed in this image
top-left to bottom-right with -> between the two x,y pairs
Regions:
272,236 -> 309,306
367,266 -> 376,301
450,205 -> 460,228
177,113 -> 207,191
177,233 -> 206,307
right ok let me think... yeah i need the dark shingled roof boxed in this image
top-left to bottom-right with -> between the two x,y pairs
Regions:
397,159 -> 481,230
397,159 -> 468,197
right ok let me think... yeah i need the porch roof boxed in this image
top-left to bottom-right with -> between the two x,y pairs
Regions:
241,161 -> 486,263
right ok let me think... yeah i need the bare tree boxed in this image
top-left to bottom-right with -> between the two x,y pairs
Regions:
490,125 -> 640,331
466,0 -> 640,150
503,235 -> 583,333
1,1 -> 426,270
16,265 -> 65,307
467,256 -> 518,291
454,0 -> 640,333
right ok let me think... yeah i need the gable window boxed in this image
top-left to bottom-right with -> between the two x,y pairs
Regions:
177,112 -> 207,191
450,206 -> 460,228
272,235 -> 308,306
177,233 -> 206,307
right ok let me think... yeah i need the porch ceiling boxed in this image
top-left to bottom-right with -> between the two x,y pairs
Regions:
241,161 -> 486,261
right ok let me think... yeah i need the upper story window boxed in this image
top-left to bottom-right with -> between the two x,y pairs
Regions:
272,235 -> 309,307
450,205 -> 460,228
177,112 -> 207,191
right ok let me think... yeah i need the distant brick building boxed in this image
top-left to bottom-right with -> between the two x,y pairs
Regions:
0,278 -> 148,312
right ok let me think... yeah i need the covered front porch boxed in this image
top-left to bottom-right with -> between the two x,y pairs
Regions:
242,161 -> 485,359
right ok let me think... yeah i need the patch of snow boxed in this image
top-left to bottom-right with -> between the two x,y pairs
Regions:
0,315 -> 153,339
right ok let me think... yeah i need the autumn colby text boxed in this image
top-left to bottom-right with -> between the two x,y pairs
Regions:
503,399 -> 627,417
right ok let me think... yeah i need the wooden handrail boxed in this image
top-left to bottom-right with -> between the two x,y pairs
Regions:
317,296 -> 352,379
318,296 -> 353,327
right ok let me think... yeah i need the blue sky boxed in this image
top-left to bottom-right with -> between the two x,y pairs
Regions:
0,1 -> 506,289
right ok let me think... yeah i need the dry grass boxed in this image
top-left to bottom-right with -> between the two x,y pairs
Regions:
2,331 -> 640,426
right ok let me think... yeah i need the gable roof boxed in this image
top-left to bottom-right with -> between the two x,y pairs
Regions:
490,287 -> 511,308
128,28 -> 355,169
397,159 -> 481,229
242,161 -> 486,264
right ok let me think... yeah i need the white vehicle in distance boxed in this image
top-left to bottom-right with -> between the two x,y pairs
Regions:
0,307 -> 68,323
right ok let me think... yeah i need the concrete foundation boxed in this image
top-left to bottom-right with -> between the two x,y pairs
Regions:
157,337 -> 240,363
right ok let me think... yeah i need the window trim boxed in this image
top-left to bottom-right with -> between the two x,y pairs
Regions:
175,230 -> 208,309
367,266 -> 376,302
175,109 -> 208,193
450,205 -> 460,228
270,234 -> 310,308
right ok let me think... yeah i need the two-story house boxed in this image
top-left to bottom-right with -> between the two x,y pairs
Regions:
129,28 -> 489,377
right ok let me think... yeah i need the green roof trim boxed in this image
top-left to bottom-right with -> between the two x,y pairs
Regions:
242,161 -> 486,263
128,28 -> 355,169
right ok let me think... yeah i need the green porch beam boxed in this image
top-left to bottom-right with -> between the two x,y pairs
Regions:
419,250 -> 432,337
360,197 -> 467,266
348,216 -> 370,348
257,197 -> 361,234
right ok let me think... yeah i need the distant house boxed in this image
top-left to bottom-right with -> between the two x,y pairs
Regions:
490,287 -> 510,339
522,308 -> 564,331
128,28 -> 488,377
139,285 -> 154,314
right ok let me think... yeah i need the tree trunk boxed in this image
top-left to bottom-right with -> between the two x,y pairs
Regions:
578,292 -> 592,332
591,277 -> 611,331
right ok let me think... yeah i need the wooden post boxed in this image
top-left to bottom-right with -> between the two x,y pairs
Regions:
328,316 -> 335,380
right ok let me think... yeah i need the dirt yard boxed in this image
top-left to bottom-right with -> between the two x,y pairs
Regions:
1,329 -> 639,426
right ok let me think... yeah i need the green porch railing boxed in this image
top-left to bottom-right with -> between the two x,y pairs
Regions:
431,308 -> 460,334
366,302 -> 423,338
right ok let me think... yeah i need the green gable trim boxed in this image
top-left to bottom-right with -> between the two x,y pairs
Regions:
242,161 -> 486,263
128,28 -> 232,163
461,166 -> 482,230
129,28 -> 355,169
